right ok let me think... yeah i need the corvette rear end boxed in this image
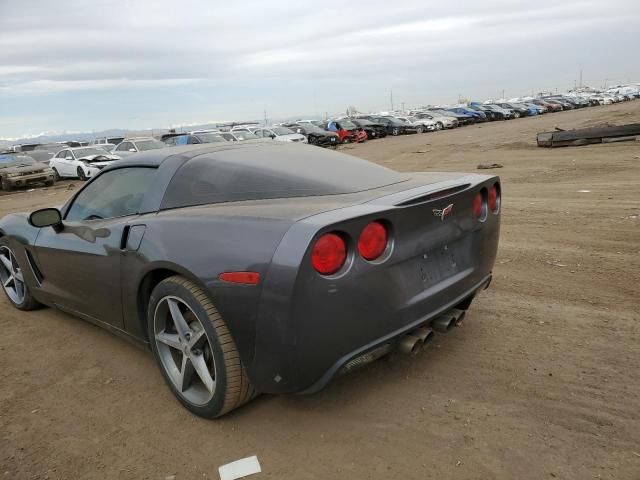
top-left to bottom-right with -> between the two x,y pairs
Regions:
248,173 -> 501,394
0,142 -> 500,417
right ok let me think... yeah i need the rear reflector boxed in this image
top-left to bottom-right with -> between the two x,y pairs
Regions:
358,221 -> 388,261
472,192 -> 484,219
219,272 -> 261,285
312,232 -> 347,275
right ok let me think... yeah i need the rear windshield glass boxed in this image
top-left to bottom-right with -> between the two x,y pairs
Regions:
162,145 -> 407,209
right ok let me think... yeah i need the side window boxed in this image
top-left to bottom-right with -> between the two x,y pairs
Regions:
254,130 -> 264,138
221,133 -> 236,142
186,135 -> 200,145
65,168 -> 157,221
55,150 -> 66,159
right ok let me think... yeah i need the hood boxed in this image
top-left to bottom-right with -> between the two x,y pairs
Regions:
77,154 -> 121,162
0,162 -> 49,175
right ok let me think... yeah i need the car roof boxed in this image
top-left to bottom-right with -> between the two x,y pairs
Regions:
110,141 -> 282,168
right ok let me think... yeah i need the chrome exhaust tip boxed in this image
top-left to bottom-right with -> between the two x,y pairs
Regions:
398,334 -> 424,356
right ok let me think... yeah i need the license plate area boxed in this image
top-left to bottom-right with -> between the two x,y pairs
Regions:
417,244 -> 461,286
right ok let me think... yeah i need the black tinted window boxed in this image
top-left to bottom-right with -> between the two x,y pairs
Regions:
66,167 -> 157,221
162,145 -> 407,209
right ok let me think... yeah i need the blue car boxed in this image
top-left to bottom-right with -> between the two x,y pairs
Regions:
446,107 -> 488,123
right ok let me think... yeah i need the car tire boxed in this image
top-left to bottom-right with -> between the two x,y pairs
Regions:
514,111 -> 521,118
342,137 -> 351,144
45,180 -> 54,187
416,126 -> 424,134
77,167 -> 87,181
1,179 -> 12,191
392,127 -> 400,136
436,122 -> 443,130
52,168 -> 60,182
148,276 -> 255,418
0,239 -> 42,311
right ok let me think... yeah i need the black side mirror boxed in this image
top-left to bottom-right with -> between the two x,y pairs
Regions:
29,208 -> 63,232
270,134 -> 276,139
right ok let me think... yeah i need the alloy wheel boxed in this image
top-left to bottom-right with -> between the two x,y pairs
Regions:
154,295 -> 217,406
0,246 -> 25,305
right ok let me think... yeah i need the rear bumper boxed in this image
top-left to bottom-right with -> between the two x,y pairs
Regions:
300,274 -> 492,394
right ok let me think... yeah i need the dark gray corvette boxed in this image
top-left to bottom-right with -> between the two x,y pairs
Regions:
0,142 -> 500,418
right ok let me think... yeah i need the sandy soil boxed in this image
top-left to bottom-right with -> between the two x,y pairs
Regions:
1,102 -> 639,480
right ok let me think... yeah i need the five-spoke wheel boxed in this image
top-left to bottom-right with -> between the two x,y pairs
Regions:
148,276 -> 255,418
154,296 -> 217,405
0,246 -> 25,305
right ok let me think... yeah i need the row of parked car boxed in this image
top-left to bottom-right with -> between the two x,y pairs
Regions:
2,87 -> 638,190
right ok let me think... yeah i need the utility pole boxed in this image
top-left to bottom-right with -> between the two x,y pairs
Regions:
264,109 -> 267,126
579,69 -> 583,88
390,90 -> 394,111
401,102 -> 405,112
501,89 -> 505,100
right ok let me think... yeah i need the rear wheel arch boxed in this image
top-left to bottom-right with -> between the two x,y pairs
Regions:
137,268 -> 184,343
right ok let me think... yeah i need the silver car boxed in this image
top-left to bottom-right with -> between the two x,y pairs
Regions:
112,137 -> 166,158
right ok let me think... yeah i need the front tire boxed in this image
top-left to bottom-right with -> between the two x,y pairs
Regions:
52,168 -> 60,182
436,122 -> 443,130
416,125 -> 424,134
0,240 -> 41,311
77,167 -> 87,181
392,127 -> 400,136
148,276 -> 254,418
1,179 -> 13,191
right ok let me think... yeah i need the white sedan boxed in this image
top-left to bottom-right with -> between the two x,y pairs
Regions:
252,127 -> 308,143
50,147 -> 121,181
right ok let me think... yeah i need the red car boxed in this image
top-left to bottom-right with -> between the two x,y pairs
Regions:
327,119 -> 368,144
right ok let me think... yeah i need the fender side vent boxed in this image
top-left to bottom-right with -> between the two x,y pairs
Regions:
396,184 -> 470,207
25,250 -> 44,286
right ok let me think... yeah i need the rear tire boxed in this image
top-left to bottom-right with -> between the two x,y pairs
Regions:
148,276 -> 255,418
1,179 -> 12,191
392,127 -> 400,136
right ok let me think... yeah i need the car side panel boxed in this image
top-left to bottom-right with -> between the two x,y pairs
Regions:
122,212 -> 297,364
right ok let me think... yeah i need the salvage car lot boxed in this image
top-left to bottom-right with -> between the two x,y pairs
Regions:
1,102 -> 639,479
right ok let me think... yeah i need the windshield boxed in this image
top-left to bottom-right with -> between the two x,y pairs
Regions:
195,133 -> 226,143
272,127 -> 295,136
73,147 -> 110,157
234,131 -> 259,140
384,117 -> 403,125
0,154 -> 36,168
296,124 -> 325,134
339,120 -> 357,129
135,139 -> 165,151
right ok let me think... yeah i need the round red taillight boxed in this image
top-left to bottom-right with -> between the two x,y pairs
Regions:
488,184 -> 499,213
358,221 -> 388,261
472,192 -> 484,219
311,233 -> 347,275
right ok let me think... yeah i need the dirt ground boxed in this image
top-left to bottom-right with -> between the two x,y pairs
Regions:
1,102 -> 639,480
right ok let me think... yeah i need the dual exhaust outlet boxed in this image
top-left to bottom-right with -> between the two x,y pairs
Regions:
398,308 -> 466,356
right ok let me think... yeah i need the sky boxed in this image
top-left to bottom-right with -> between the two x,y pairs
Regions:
1,0 -> 639,139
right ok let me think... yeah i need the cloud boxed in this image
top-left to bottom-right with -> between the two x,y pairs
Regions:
0,0 -> 638,137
